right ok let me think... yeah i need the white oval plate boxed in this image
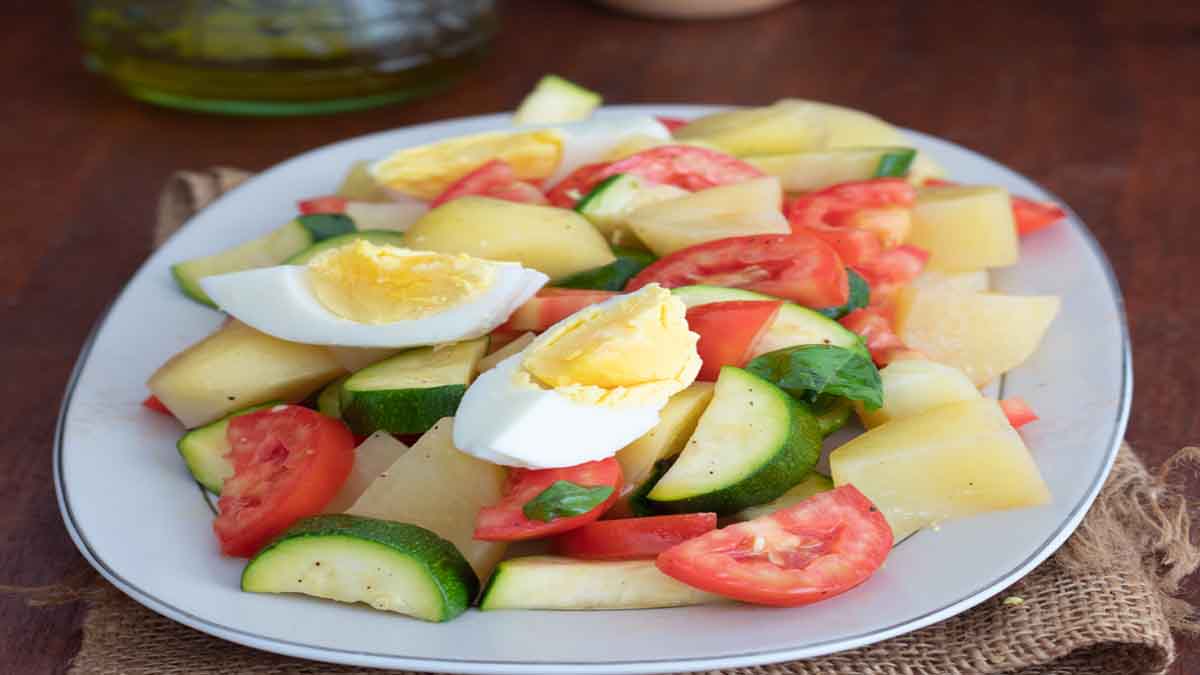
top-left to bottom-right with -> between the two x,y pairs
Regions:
56,105 -> 1130,674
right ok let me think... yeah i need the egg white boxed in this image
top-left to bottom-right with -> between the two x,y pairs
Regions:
200,263 -> 547,348
453,352 -> 662,469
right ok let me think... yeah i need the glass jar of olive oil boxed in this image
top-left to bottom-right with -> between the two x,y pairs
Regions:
78,0 -> 497,116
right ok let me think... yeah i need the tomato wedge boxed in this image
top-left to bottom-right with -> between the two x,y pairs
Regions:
999,397 -> 1039,428
627,233 -> 849,309
786,179 -> 916,267
656,116 -> 690,134
546,145 -> 763,208
555,513 -> 717,560
297,195 -> 348,214
857,245 -> 929,305
656,485 -> 892,607
474,458 -> 622,542
686,301 -> 782,381
498,288 -> 616,332
840,307 -> 910,366
142,394 -> 173,417
213,405 -> 355,557
431,159 -> 547,208
924,179 -> 1066,236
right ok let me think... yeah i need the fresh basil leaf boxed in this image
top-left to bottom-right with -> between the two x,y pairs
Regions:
873,148 -> 917,178
814,269 -> 870,320
523,480 -> 615,522
746,344 -> 883,410
296,213 -> 356,241
555,247 -> 657,291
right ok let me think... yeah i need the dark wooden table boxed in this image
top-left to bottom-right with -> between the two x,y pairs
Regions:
4,1 -> 1198,673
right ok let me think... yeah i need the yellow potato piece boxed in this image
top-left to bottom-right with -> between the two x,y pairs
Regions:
405,196 -> 615,280
856,359 -> 981,429
627,177 -> 790,256
147,320 -> 345,428
616,382 -> 715,488
910,186 -> 1019,273
348,418 -> 508,580
895,288 -> 1060,387
370,130 -> 562,200
831,398 -> 1051,541
674,101 -> 829,155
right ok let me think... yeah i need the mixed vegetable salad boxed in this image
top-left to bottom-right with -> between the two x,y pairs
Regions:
145,75 -> 1063,621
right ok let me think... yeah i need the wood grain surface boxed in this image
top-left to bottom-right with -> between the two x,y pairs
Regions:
3,1 -> 1198,673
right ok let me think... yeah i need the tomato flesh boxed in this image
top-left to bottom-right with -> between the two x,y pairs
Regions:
213,405 -> 355,558
999,397 -> 1039,428
627,233 -> 849,309
297,195 -> 348,214
545,145 -> 763,208
474,458 -> 622,541
498,288 -> 616,332
431,159 -> 547,208
555,513 -> 717,560
656,116 -> 689,134
686,301 -> 782,381
142,394 -> 173,417
840,307 -> 910,366
656,485 -> 892,607
857,245 -> 929,305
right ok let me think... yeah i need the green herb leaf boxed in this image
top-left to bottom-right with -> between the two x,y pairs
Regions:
746,344 -> 883,410
554,247 -> 657,291
523,480 -> 615,522
814,269 -> 870,320
873,148 -> 917,178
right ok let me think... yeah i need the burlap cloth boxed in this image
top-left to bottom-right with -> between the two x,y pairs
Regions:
29,169 -> 1200,674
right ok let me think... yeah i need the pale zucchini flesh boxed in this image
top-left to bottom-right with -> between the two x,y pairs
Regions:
480,556 -> 721,610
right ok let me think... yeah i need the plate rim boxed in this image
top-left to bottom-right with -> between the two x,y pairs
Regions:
54,106 -> 1132,674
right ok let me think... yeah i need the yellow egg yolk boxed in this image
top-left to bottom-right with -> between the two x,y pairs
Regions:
370,130 -> 563,200
306,241 -> 494,324
518,284 -> 701,408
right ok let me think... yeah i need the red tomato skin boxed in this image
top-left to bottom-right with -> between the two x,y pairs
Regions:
430,159 -> 547,208
686,301 -> 782,381
555,513 -> 718,560
656,116 -> 689,133
213,406 -> 355,558
656,485 -> 892,607
545,162 -> 611,208
474,458 -> 623,542
1011,196 -> 1067,236
498,289 -> 616,332
545,145 -> 763,208
840,308 -> 909,366
298,196 -> 348,214
786,179 -> 916,231
142,395 -> 173,417
999,397 -> 1039,428
627,233 -> 849,309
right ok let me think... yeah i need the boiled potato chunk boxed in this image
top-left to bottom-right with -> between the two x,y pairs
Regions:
674,101 -> 828,155
147,320 -> 346,428
336,160 -> 389,201
616,382 -> 716,488
747,147 -> 907,192
405,196 -> 615,280
895,288 -> 1060,387
910,186 -> 1019,273
856,359 -> 981,429
910,269 -> 989,294
627,177 -> 790,256
348,418 -> 508,579
830,398 -> 1051,541
326,346 -> 403,372
324,432 -> 410,513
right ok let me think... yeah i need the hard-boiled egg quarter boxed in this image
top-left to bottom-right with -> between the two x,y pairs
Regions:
370,116 -> 670,199
200,241 -> 548,348
453,284 -> 701,468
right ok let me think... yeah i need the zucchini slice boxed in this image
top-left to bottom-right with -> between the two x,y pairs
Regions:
513,75 -> 602,125
480,556 -> 719,610
176,402 -> 277,494
242,514 -> 478,622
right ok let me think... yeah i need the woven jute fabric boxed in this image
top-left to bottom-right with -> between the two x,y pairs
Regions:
57,169 -> 1200,674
